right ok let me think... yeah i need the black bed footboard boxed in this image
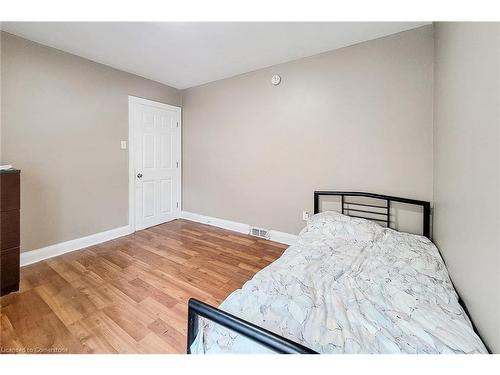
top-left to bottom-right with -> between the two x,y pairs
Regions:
186,298 -> 318,354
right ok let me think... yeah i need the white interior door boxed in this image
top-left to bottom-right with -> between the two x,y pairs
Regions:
131,97 -> 181,231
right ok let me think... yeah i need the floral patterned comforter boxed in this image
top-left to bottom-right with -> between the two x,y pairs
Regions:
191,212 -> 487,354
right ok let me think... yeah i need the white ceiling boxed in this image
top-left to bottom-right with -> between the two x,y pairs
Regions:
2,22 -> 430,89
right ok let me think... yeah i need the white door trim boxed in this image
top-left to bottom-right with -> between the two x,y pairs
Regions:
128,95 -> 182,232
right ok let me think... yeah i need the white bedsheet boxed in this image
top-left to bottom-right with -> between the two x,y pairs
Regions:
191,212 -> 487,354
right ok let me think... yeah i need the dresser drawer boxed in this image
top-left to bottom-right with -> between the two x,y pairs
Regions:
0,210 -> 20,250
0,247 -> 20,295
0,173 -> 20,212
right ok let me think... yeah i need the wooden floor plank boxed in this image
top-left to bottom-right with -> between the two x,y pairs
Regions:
0,219 -> 287,353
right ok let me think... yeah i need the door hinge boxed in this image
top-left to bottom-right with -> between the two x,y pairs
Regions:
176,202 -> 179,208
176,122 -> 179,128
176,161 -> 179,168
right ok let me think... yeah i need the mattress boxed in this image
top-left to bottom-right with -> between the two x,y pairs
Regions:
191,211 -> 487,354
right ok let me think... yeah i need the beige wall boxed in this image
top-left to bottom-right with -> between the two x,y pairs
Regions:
433,22 -> 500,353
0,32 -> 2,165
182,25 -> 434,235
0,32 -> 181,251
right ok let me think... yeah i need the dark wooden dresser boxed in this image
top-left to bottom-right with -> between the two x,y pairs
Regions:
0,168 -> 20,296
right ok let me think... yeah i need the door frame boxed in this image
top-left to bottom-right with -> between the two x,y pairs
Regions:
128,95 -> 182,232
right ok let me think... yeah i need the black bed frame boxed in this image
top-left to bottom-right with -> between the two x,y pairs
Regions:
187,191 -> 432,354
187,298 -> 317,354
314,191 -> 431,238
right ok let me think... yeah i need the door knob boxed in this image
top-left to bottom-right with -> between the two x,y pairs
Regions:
137,173 -> 143,179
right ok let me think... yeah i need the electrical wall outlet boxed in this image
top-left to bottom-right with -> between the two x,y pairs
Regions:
302,211 -> 310,221
120,140 -> 127,149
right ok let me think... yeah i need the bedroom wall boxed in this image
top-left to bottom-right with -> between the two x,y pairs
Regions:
0,31 -> 2,165
0,32 -> 181,252
181,25 -> 434,235
433,22 -> 500,353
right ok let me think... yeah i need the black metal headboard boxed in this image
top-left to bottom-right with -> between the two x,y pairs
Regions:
314,191 -> 431,238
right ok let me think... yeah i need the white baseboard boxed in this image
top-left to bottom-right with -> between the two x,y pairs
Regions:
181,211 -> 298,246
21,225 -> 133,267
20,212 -> 298,267
181,211 -> 250,234
268,230 -> 298,246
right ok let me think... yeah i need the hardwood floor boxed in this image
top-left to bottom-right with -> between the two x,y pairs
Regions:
0,219 -> 287,354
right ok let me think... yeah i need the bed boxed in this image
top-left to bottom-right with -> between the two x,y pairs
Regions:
186,191 -> 487,354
